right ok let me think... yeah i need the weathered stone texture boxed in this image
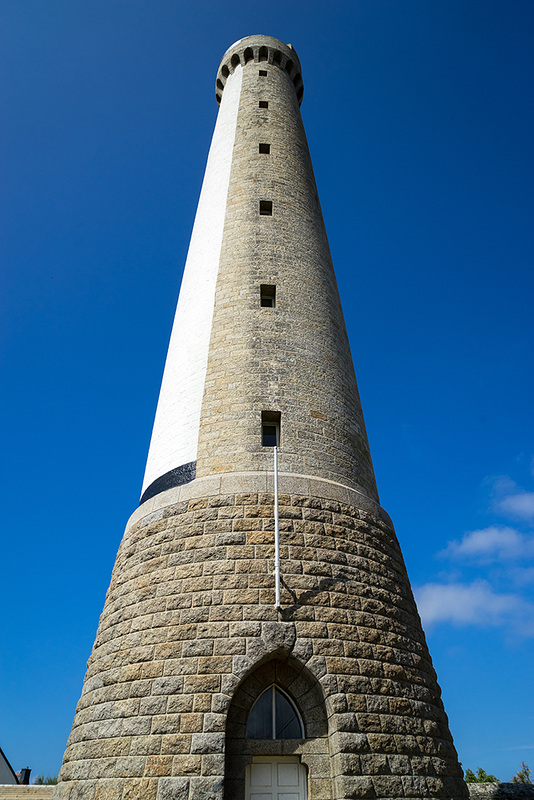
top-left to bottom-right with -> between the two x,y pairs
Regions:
55,491 -> 466,798
467,787 -> 534,800
196,44 -> 378,502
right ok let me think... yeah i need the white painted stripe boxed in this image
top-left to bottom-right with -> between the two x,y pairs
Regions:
141,66 -> 243,495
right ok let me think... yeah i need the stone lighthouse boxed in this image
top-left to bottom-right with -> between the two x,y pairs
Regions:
55,35 -> 467,800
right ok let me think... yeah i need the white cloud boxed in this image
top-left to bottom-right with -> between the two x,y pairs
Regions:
414,580 -> 534,635
491,476 -> 534,522
441,526 -> 534,561
418,464 -> 534,638
491,476 -> 518,494
505,745 -> 534,751
497,491 -> 534,521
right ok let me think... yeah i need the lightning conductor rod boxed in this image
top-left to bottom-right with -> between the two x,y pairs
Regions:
274,445 -> 281,609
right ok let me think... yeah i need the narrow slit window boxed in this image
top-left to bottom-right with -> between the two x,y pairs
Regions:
260,284 -> 276,307
259,100 -> 269,109
262,411 -> 280,447
259,200 -> 273,216
259,69 -> 267,76
259,143 -> 271,154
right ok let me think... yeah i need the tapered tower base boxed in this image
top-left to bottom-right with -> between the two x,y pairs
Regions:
55,475 -> 467,800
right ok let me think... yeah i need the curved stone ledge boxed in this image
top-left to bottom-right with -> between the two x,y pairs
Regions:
216,35 -> 303,106
0,791 -> 55,799
468,786 -> 534,800
130,471 -> 392,531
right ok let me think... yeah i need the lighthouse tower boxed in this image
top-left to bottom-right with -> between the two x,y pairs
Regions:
55,36 -> 467,800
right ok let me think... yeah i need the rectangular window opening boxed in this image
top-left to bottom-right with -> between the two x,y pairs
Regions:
260,284 -> 276,307
259,200 -> 273,216
259,70 -> 267,76
259,100 -> 269,109
259,143 -> 271,154
262,411 -> 281,447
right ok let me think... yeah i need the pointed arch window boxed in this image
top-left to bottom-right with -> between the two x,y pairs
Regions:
246,685 -> 304,739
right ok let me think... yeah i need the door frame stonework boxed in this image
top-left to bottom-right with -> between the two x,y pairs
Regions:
224,655 -> 331,800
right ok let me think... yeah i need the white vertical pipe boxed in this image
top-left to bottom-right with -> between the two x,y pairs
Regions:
274,445 -> 281,609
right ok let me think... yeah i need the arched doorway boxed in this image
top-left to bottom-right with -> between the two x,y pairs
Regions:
224,656 -> 330,800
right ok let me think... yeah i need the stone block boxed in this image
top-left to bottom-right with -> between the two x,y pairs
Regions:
151,677 -> 183,696
150,715 -> 180,736
156,777 -> 190,800
335,775 -> 375,799
170,754 -> 202,775
188,497 -> 208,511
94,779 -> 123,800
188,776 -> 224,800
203,713 -> 226,732
190,732 -> 225,754
130,735 -> 163,756
166,694 -> 194,714
179,714 -> 203,733
192,694 -> 212,713
183,674 -> 221,693
143,756 -> 173,777
129,680 -> 152,698
371,775 -> 404,796
113,756 -> 146,778
201,753 -> 226,776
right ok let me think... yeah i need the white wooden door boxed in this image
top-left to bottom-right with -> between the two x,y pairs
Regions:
246,756 -> 307,800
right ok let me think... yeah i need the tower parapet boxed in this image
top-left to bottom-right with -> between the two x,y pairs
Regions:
216,34 -> 303,105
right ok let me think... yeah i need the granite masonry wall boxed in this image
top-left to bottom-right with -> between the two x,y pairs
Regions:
196,39 -> 378,501
467,787 -> 534,800
55,480 -> 467,800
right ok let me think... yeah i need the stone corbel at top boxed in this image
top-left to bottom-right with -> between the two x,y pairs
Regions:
215,34 -> 304,106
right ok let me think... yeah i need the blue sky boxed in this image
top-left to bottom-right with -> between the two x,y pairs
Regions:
1,0 -> 533,783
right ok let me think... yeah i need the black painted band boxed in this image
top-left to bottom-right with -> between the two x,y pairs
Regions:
139,461 -> 197,505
